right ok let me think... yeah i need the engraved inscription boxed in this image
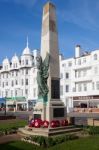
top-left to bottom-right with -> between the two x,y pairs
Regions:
51,79 -> 60,99
53,108 -> 65,118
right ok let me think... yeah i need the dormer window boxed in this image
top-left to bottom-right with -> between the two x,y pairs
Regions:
94,54 -> 97,60
26,59 -> 28,65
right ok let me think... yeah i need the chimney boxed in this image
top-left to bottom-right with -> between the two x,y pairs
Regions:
75,45 -> 81,58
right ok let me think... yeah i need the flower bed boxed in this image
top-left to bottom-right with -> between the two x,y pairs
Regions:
29,119 -> 68,128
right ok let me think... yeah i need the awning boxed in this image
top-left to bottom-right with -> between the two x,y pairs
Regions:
6,97 -> 26,101
0,98 -> 5,104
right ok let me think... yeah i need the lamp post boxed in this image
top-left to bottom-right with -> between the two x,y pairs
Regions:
4,97 -> 6,116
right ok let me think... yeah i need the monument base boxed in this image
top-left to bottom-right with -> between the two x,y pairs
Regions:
33,100 -> 66,123
18,125 -> 82,137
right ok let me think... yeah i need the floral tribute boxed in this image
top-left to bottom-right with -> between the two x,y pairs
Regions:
29,119 -> 68,128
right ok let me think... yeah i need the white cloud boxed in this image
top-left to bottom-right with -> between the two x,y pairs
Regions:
59,0 -> 99,31
0,0 -> 37,8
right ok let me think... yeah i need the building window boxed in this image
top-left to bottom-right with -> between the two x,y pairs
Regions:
94,67 -> 98,74
66,73 -> 69,79
16,72 -> 18,76
11,90 -> 13,97
78,70 -> 81,77
16,63 -> 17,68
92,82 -> 94,90
78,59 -> 81,65
60,73 -> 63,79
66,85 -> 69,92
26,59 -> 28,65
68,61 -> 72,67
83,83 -> 87,91
25,89 -> 28,95
5,91 -> 8,97
60,85 -> 63,95
6,82 -> 8,86
11,81 -> 14,87
62,64 -> 65,67
75,71 -> 77,78
96,81 -> 99,90
83,58 -> 86,63
16,80 -> 18,85
2,82 -> 4,88
25,79 -> 28,85
83,70 -> 87,77
6,74 -> 8,78
78,84 -> 82,92
12,71 -> 14,77
21,79 -> 24,86
94,54 -> 97,60
22,69 -> 24,75
15,90 -> 17,96
26,69 -> 28,75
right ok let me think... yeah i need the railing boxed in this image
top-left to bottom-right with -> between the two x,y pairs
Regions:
73,108 -> 99,113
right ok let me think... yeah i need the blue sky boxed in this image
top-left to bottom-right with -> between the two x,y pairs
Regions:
0,0 -> 99,63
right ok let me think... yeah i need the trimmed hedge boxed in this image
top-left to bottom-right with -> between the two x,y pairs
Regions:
88,126 -> 99,135
24,134 -> 79,148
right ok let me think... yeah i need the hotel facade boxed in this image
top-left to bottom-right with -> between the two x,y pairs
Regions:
0,40 -> 39,111
0,43 -> 99,112
60,45 -> 99,112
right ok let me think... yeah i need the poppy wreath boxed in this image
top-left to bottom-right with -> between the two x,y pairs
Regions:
50,120 -> 60,128
34,119 -> 43,128
55,120 -> 60,127
43,120 -> 49,128
29,119 -> 35,127
61,119 -> 68,126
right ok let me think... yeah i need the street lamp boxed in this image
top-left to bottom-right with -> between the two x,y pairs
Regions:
4,97 -> 6,116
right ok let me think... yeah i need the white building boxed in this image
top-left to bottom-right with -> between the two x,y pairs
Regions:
0,39 -> 39,111
60,45 -> 99,112
1,41 -> 99,113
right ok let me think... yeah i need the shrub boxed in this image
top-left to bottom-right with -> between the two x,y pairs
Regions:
88,126 -> 99,135
27,134 -> 79,148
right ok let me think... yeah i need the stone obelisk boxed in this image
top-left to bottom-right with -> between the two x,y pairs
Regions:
33,2 -> 66,122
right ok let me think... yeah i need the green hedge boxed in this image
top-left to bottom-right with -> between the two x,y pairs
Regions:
88,126 -> 99,135
24,134 -> 79,148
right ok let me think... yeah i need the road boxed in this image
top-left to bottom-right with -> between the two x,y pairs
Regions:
0,111 -> 33,120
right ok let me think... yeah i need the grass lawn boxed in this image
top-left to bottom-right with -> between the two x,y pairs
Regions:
0,119 -> 27,130
0,136 -> 99,150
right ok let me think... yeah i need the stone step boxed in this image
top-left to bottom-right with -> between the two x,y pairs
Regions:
49,125 -> 75,132
18,126 -> 82,137
48,128 -> 82,136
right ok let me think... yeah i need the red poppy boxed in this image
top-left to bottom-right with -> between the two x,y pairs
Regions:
43,120 -> 49,128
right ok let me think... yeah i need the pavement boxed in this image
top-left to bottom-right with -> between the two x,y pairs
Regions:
0,134 -> 22,144
0,111 -> 33,120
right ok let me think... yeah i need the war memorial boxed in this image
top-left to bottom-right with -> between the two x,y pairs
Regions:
19,2 -> 81,136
